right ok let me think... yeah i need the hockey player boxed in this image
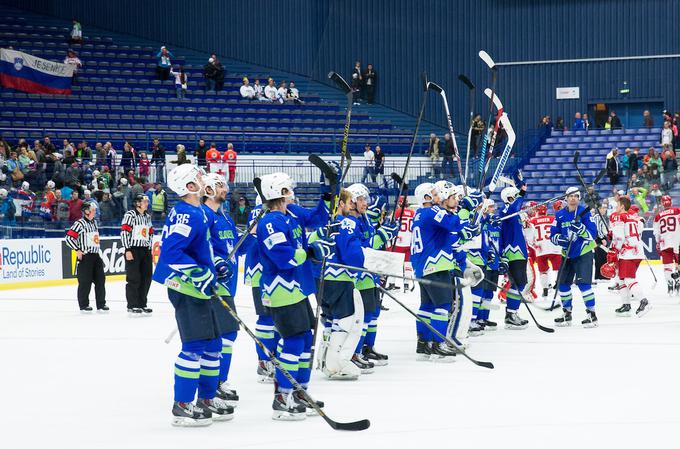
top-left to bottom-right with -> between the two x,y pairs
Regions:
411,182 -> 478,361
152,164 -> 231,426
550,187 -> 599,327
653,195 -> 680,295
202,173 -> 248,408
610,196 -> 651,317
528,203 -> 562,300
498,172 -> 530,329
256,172 -> 329,420
388,195 -> 415,291
479,199 -> 500,330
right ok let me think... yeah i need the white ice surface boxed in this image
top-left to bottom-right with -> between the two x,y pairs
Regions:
1,269 -> 679,449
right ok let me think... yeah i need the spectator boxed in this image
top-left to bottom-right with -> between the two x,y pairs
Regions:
363,64 -> 377,104
629,173 -> 643,189
603,116 -> 612,130
99,167 -> 112,192
151,139 -> 166,183
643,110 -> 654,128
441,133 -> 456,178
65,161 -> 83,191
105,142 -> 117,171
49,188 -> 63,220
362,144 -> 375,183
351,61 -> 362,105
130,176 -> 145,200
583,113 -> 592,130
605,148 -> 620,185
224,143 -> 237,183
231,196 -> 251,227
287,81 -> 303,104
171,66 -> 188,99
83,189 -> 100,222
172,144 -> 188,165
661,121 -> 673,147
115,178 -> 131,212
155,46 -> 173,81
427,133 -> 441,178
276,81 -> 288,104
555,116 -> 565,130
204,58 -> 218,91
63,138 -> 74,154
64,49 -> 83,84
56,190 -> 70,222
0,188 -> 16,223
150,182 -> 167,221
253,79 -> 269,102
264,78 -> 278,102
572,112 -> 585,131
211,54 -> 225,91
374,145 -> 385,185
471,114 -> 486,157
94,142 -> 106,168
76,140 -> 92,162
40,180 -> 57,217
606,188 -> 624,215
120,142 -> 136,172
630,187 -> 649,213
610,111 -> 622,129
240,77 -> 256,100
646,148 -> 662,183
194,139 -> 208,167
43,136 -> 56,154
68,190 -> 83,221
99,192 -> 116,223
138,152 -> 150,178
69,18 -> 83,45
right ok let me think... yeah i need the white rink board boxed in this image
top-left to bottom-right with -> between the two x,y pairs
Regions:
0,238 -> 62,282
0,268 -> 678,449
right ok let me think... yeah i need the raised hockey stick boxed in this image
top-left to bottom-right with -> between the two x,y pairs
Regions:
488,112 -> 516,192
458,74 -> 476,187
428,81 -> 468,194
215,292 -> 370,431
376,285 -> 494,369
328,71 -> 353,183
477,50 -> 498,187
477,89 -> 505,191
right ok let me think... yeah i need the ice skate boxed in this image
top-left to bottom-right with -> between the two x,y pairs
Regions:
429,342 -> 456,363
197,397 -> 234,422
171,401 -> 212,427
635,299 -> 651,317
504,311 -> 528,330
362,346 -> 388,366
80,306 -> 93,314
351,353 -> 375,374
478,319 -> 497,331
293,390 -> 324,416
142,307 -> 153,314
582,309 -> 598,328
416,338 -> 432,361
127,307 -> 143,316
615,304 -> 632,317
216,382 -> 239,407
674,277 -> 680,296
468,320 -> 485,337
554,309 -> 572,327
272,391 -> 306,421
97,305 -> 109,313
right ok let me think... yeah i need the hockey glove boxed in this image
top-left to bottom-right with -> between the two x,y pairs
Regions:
459,221 -> 480,240
498,258 -> 509,275
189,267 -> 216,297
366,195 -> 387,225
316,221 -> 341,240
376,219 -> 399,243
550,232 -> 570,248
460,191 -> 484,211
214,257 -> 233,281
606,249 -> 619,264
308,237 -> 335,261
569,221 -> 587,238
512,169 -> 526,189
486,247 -> 498,266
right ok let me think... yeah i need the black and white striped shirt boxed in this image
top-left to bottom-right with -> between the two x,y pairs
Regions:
120,209 -> 154,249
65,218 -> 101,254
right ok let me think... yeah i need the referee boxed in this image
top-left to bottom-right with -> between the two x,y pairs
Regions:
121,194 -> 154,315
65,200 -> 108,313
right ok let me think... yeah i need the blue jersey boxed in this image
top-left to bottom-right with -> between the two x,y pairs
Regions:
202,204 -> 253,297
551,206 -> 596,259
499,197 -> 528,261
257,210 -> 308,308
410,205 -> 463,278
288,199 -> 330,295
244,205 -> 264,288
354,214 -> 387,290
483,214 -> 501,270
153,201 -> 216,299
323,214 -> 366,282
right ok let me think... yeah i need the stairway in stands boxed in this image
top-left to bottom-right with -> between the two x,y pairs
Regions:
0,7 -> 444,156
523,127 -> 662,201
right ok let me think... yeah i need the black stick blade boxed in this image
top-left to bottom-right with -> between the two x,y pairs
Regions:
328,71 -> 352,93
475,360 -> 495,369
390,172 -> 403,185
328,418 -> 371,431
253,177 -> 264,199
458,74 -> 475,90
573,151 -> 580,165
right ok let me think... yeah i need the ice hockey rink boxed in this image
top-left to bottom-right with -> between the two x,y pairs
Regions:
1,267 -> 677,449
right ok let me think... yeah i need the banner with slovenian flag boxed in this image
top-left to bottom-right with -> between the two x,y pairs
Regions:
0,48 -> 74,95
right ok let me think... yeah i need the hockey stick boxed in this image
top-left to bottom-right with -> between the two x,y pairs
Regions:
498,192 -> 570,222
477,50 -> 498,188
328,71 -> 353,183
428,81 -> 468,194
376,285 -> 494,369
215,292 -> 370,431
477,91 -> 505,191
503,267 -> 555,333
458,74 -> 476,187
488,113 -> 516,192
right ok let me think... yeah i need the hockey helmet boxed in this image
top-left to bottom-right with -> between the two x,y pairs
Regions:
414,183 -> 437,206
553,199 -> 564,212
500,186 -> 519,204
629,204 -> 640,215
600,262 -> 617,279
565,186 -> 581,199
168,164 -> 204,197
435,180 -> 457,201
203,172 -> 228,198
46,180 -> 56,189
662,195 -> 673,208
0,188 -> 7,199
259,172 -> 295,201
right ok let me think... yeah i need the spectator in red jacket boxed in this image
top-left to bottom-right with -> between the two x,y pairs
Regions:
68,190 -> 83,222
223,143 -> 237,183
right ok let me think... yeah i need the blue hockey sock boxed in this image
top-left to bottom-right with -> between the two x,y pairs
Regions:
219,331 -> 237,383
364,307 -> 380,348
471,286 -> 484,320
275,334 -> 304,393
506,287 -> 523,311
173,339 -> 208,403
431,305 -> 451,343
197,337 -> 222,400
559,285 -> 573,310
354,312 -> 371,353
417,303 -> 433,341
255,315 -> 276,361
296,330 -> 313,388
577,283 -> 595,309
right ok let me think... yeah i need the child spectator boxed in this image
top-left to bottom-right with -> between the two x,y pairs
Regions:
138,152 -> 150,178
171,66 -> 188,99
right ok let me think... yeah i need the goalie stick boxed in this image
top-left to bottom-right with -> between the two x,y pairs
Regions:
428,81 -> 468,194
328,71 -> 353,183
458,74 -> 476,188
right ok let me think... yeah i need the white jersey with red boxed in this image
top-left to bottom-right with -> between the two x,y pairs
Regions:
391,207 -> 414,261
611,212 -> 645,261
653,206 -> 680,252
528,215 -> 562,256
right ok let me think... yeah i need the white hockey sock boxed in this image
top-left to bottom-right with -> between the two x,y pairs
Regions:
626,279 -> 647,302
